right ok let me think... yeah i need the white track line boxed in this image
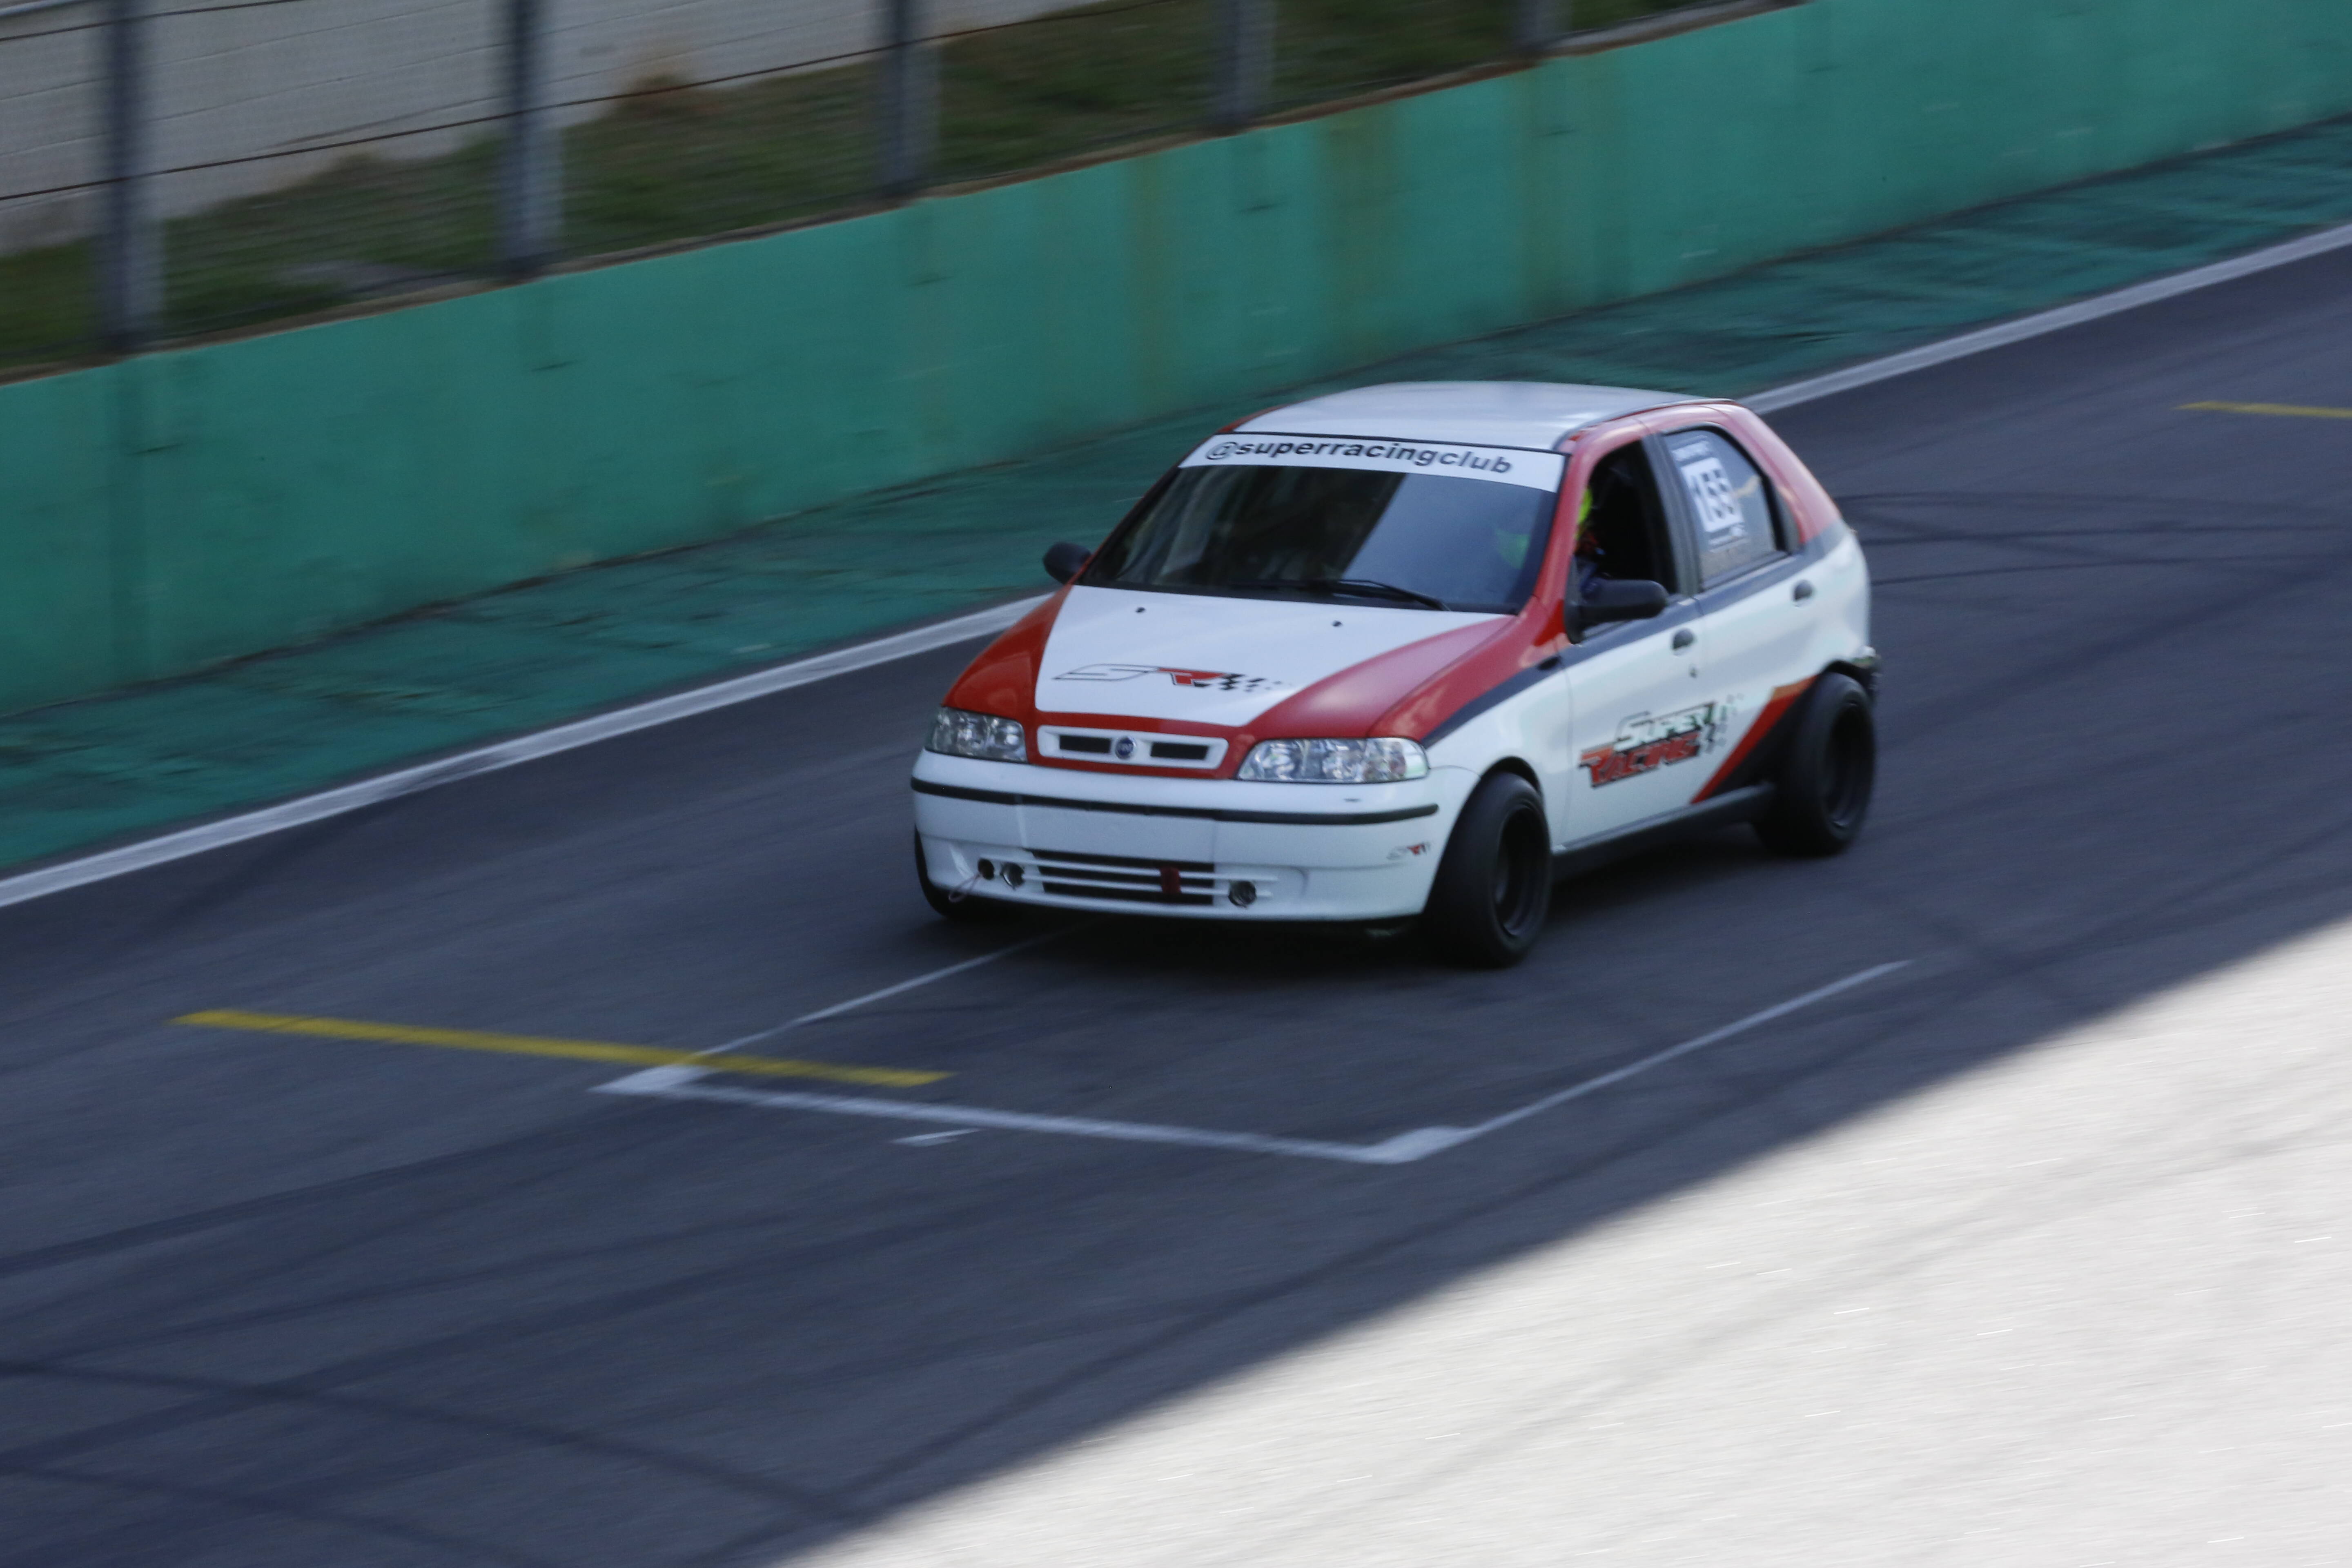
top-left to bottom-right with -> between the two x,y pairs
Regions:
1446,960 -> 1909,1138
596,1067 -> 1459,1165
706,929 -> 1070,1054
1747,220 -> 2352,413
12,212 -> 2352,913
0,597 -> 1041,913
597,961 -> 1907,1163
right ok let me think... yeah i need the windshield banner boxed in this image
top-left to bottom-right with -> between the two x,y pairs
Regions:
1182,435 -> 1566,492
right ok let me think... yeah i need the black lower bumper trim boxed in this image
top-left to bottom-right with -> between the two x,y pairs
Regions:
1042,882 -> 1217,906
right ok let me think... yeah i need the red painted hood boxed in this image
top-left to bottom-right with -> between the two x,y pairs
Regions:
943,586 -> 1557,777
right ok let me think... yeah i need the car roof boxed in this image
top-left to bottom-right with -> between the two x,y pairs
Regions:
1234,381 -> 1687,449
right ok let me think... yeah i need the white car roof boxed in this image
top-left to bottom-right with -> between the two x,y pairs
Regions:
1235,381 -> 1685,449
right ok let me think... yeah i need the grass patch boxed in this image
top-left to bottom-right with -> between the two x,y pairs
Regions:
0,236 -> 94,369
0,0 -> 1705,371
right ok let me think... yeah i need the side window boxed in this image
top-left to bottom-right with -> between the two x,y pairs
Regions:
1662,428 -> 1782,587
1572,441 -> 1680,607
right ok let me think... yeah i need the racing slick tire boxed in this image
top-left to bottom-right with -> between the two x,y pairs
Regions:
1422,770 -> 1552,969
915,831 -> 1009,922
1753,673 -> 1876,858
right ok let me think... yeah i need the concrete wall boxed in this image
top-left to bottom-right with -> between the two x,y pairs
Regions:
4,0 -> 2351,714
0,0 -> 1080,253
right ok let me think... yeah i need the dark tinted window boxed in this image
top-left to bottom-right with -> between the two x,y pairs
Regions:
1085,466 -> 1555,613
1663,429 -> 1782,586
1575,442 -> 1679,595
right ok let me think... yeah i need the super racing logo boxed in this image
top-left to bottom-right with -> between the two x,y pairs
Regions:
1054,664 -> 1285,695
1579,699 -> 1736,787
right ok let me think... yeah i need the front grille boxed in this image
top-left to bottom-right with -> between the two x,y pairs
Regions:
1031,846 -> 1216,906
1035,725 -> 1227,769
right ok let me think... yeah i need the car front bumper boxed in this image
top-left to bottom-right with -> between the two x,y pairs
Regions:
911,752 -> 1473,921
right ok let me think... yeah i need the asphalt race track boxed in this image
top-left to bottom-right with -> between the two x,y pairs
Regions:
3,247 -> 2351,1566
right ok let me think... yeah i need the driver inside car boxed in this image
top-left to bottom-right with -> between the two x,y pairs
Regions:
1572,448 -> 1665,601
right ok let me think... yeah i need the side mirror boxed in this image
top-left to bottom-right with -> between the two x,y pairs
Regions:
1577,578 -> 1670,627
1043,541 -> 1091,584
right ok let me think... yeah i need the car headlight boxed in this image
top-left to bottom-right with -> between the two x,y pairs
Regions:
1237,737 -> 1428,783
927,707 -> 1028,762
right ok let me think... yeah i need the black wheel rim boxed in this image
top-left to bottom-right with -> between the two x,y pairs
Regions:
1819,703 -> 1874,830
1490,804 -> 1548,938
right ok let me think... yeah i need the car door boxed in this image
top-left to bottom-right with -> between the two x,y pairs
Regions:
1650,421 -> 1814,795
1558,433 -> 1711,847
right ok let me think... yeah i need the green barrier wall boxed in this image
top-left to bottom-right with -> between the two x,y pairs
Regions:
5,0 -> 2350,715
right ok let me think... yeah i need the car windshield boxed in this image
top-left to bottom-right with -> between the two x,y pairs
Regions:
1083,465 -> 1557,613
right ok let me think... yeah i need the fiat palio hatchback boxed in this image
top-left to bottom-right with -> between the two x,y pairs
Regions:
912,381 -> 1876,967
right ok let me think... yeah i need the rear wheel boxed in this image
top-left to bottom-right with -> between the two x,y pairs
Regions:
1422,771 -> 1552,968
915,831 -> 1005,922
1753,673 -> 1876,857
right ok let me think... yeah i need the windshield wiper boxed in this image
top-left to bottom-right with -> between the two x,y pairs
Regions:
1228,577 -> 1450,610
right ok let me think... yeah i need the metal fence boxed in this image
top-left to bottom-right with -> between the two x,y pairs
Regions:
0,0 -> 1715,369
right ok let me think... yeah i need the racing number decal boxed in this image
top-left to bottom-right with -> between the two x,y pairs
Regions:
1674,452 -> 1749,541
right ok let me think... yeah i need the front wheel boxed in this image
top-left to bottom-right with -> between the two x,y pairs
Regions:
1753,673 -> 1876,857
1422,771 -> 1553,968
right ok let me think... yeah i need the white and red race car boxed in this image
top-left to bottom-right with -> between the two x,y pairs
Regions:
912,381 -> 1875,965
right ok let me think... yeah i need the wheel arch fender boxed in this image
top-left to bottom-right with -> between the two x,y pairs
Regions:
1481,753 -> 1542,791
1474,755 -> 1549,834
1695,662 -> 1869,804
1822,656 -> 1879,701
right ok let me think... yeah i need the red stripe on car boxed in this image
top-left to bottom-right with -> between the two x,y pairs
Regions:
1691,677 -> 1815,802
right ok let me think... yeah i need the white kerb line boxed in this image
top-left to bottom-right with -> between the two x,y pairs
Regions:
602,960 -> 1910,1164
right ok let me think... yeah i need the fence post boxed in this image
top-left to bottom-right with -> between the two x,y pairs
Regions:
98,0 -> 159,352
1515,0 -> 1564,54
878,0 -> 935,197
1212,0 -> 1272,131
498,0 -> 561,276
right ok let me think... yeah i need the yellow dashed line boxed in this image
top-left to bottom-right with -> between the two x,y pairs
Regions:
176,1009 -> 948,1087
2179,401 -> 2352,421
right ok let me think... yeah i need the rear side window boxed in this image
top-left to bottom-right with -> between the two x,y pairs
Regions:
1663,429 -> 1782,587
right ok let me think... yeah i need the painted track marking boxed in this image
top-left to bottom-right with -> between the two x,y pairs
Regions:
10,216 -> 2352,914
596,1067 -> 1469,1166
710,929 -> 1071,1053
176,1009 -> 949,1087
1441,961 -> 1909,1140
2179,400 -> 2352,421
596,962 -> 1909,1163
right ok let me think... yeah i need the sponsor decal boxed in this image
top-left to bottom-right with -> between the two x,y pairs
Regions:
1054,663 -> 1284,694
1182,435 -> 1564,492
1200,438 -> 1517,476
1579,699 -> 1739,787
